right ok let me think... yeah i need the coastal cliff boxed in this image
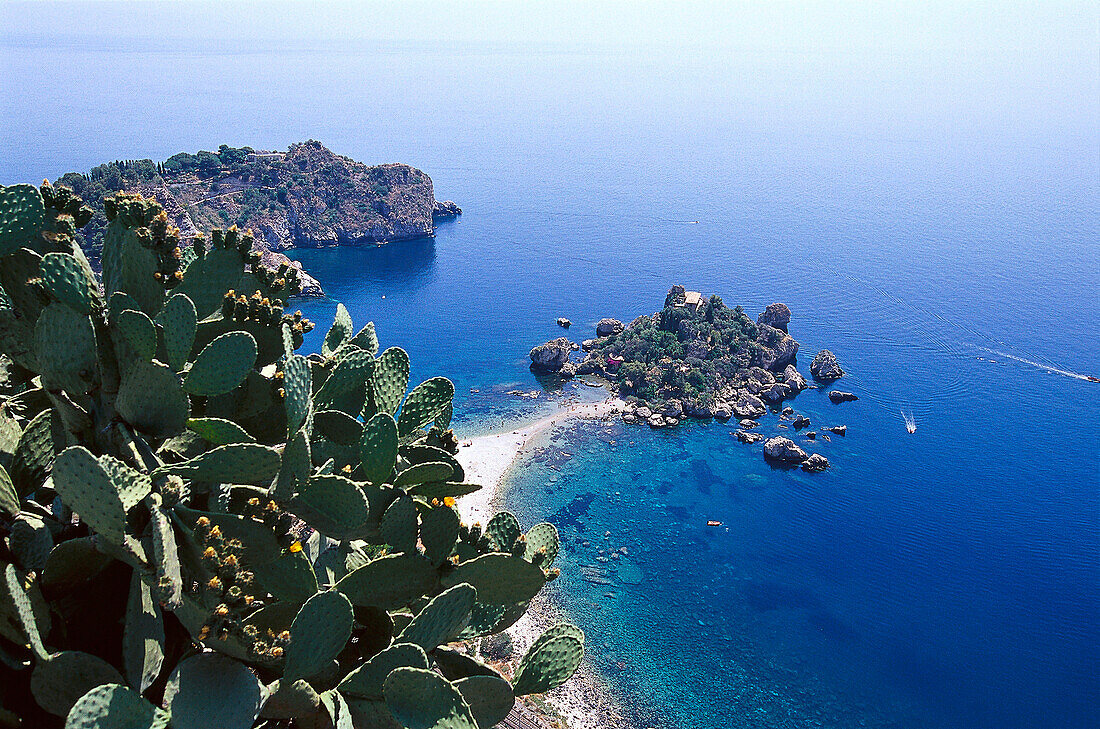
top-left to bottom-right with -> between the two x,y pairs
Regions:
55,140 -> 460,295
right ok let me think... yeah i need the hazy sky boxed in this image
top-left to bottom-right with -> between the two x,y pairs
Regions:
4,1 -> 1097,56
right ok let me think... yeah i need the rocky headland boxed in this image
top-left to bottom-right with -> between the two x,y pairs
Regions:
530,286 -> 856,472
55,140 -> 460,295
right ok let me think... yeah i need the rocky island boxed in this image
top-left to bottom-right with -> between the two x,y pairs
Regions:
54,140 -> 460,295
531,286 -> 854,472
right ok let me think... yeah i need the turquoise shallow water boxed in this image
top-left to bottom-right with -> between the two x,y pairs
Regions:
3,8 -> 1098,727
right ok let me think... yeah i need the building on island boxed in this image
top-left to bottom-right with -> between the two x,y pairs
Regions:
681,291 -> 705,314
246,151 -> 286,163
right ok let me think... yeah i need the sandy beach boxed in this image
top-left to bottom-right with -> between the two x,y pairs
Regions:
456,398 -> 634,729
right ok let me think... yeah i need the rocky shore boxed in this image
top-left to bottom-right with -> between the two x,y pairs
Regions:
55,140 -> 460,296
530,286 -> 858,472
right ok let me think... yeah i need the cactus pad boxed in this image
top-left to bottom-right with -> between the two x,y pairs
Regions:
30,651 -> 125,717
116,309 -> 157,361
369,347 -> 409,415
164,652 -> 263,729
349,320 -> 379,356
314,348 -> 374,412
160,293 -> 197,371
283,354 -> 311,437
485,511 -> 522,552
122,571 -> 164,693
406,481 -> 482,500
3,563 -> 48,660
40,251 -> 100,314
186,417 -> 256,445
442,554 -> 546,605
338,642 -> 428,700
0,183 -> 45,255
396,377 -> 455,437
287,474 -> 370,540
314,409 -> 364,446
116,360 -> 189,438
63,683 -> 170,729
359,412 -> 398,486
511,633 -> 584,696
524,523 -> 560,567
453,675 -> 515,728
283,589 -> 354,682
184,331 -> 258,396
398,583 -> 476,651
383,667 -> 478,729
33,303 -> 97,394
254,548 -> 318,604
322,302 -> 353,356
96,454 -> 152,511
394,461 -> 454,488
335,553 -> 437,609
155,443 -> 280,484
419,504 -> 460,566
51,447 -> 128,543
379,495 -> 418,553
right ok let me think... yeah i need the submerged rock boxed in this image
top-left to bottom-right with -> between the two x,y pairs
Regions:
736,430 -> 764,443
732,394 -> 767,419
810,350 -> 846,381
792,415 -> 811,430
763,437 -> 809,463
596,318 -> 625,337
557,318 -> 572,328
738,419 -> 759,429
828,390 -> 859,404
802,453 -> 830,472
826,425 -> 847,436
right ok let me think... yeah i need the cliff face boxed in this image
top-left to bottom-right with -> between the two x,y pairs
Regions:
55,140 -> 461,296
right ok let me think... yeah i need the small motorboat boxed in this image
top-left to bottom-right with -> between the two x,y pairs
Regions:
706,520 -> 722,527
1088,376 -> 1099,383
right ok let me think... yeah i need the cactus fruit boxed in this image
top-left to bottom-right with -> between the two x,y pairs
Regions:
0,183 -> 581,727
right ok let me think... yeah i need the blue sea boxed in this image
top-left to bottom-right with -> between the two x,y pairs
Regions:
2,5 -> 1098,728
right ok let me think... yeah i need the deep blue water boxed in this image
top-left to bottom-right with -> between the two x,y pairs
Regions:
2,8 -> 1098,728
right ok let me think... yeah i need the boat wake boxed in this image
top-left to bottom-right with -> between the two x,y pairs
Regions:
901,409 -> 917,434
979,348 -> 1095,382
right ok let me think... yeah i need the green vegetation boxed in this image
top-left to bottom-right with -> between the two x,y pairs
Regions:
587,285 -> 764,407
0,182 -> 580,728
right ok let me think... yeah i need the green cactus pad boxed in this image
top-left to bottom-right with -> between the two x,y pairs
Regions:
116,360 -> 189,438
406,481 -> 482,500
176,247 -> 246,319
511,634 -> 584,696
397,377 -> 455,437
9,408 -> 62,496
0,309 -> 39,371
524,623 -> 585,658
0,184 -> 45,255
524,523 -> 560,567
40,252 -> 100,314
271,427 -> 310,502
34,302 -> 97,394
160,293 -> 197,371
484,511 -> 522,552
457,602 -> 509,640
335,553 -> 438,609
283,589 -> 354,682
254,548 -> 318,604
41,537 -> 112,591
383,667 -> 478,729
398,583 -> 476,651
8,514 -> 52,572
3,563 -> 48,660
259,678 -> 321,720
378,495 -> 418,553
0,464 -> 18,518
122,571 -> 164,693
394,461 -> 454,488
314,409 -> 364,446
369,347 -> 409,416
442,554 -> 546,605
164,652 -> 263,729
102,217 -> 165,319
337,642 -> 429,700
30,651 -> 125,717
52,447 -> 128,543
319,689 -> 354,729
359,412 -> 398,486
63,683 -> 170,729
97,455 -> 153,511
283,354 -> 311,437
147,497 -> 182,608
287,474 -> 370,540
184,331 -> 257,396
435,402 -> 453,432
314,348 -> 374,412
116,309 -> 157,361
453,675 -> 515,728
401,445 -> 464,482
186,417 -> 256,445
155,443 -> 280,484
349,321 -> 379,356
175,507 -> 282,566
419,504 -> 460,566
322,302 -> 353,356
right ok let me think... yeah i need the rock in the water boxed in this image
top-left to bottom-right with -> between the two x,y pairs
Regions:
732,394 -> 767,419
647,414 -> 665,428
576,359 -> 602,376
559,362 -> 577,379
635,406 -> 653,420
757,303 -> 792,332
753,325 -> 799,371
739,419 -> 759,429
529,337 -> 573,373
826,425 -> 847,436
792,415 -> 811,430
763,437 -> 809,463
782,365 -> 807,392
761,382 -> 791,404
557,318 -> 572,328
810,350 -> 845,381
713,404 -> 732,421
804,431 -> 816,440
781,406 -> 794,416
581,338 -> 599,352
432,199 -> 462,218
736,430 -> 764,443
828,390 -> 859,404
662,400 -> 683,418
802,453 -> 830,472
684,399 -> 715,419
622,413 -> 636,424
596,318 -> 625,337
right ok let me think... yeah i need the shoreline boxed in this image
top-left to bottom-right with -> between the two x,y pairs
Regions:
456,397 -> 633,729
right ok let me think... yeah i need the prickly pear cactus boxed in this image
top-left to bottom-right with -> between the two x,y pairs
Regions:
0,183 -> 581,728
